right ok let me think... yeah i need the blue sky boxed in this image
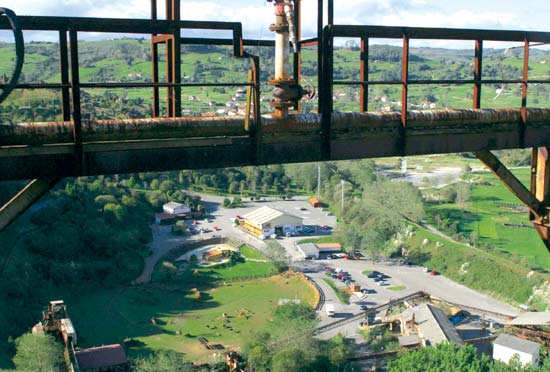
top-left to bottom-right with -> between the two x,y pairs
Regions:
2,0 -> 549,46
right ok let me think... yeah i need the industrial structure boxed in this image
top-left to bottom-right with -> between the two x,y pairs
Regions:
242,206 -> 303,238
32,300 -> 128,372
2,1 -> 550,251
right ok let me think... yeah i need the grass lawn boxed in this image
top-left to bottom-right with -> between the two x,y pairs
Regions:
387,286 -> 406,291
425,168 -> 550,268
239,245 -> 268,261
361,270 -> 372,276
67,273 -> 316,362
322,278 -> 350,304
406,224 -> 547,305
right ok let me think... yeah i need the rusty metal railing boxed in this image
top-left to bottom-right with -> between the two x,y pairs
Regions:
318,24 -> 550,159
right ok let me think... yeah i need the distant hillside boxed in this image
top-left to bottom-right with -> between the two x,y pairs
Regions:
1,38 -> 550,122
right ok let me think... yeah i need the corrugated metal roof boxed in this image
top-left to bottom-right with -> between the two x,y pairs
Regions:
297,243 -> 319,256
510,312 -> 550,326
243,206 -> 301,226
76,344 -> 127,371
494,334 -> 541,355
414,304 -> 463,345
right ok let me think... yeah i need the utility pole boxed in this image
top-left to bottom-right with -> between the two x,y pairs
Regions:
341,179 -> 345,214
317,164 -> 321,199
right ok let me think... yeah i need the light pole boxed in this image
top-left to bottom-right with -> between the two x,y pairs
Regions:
341,179 -> 345,215
317,164 -> 321,199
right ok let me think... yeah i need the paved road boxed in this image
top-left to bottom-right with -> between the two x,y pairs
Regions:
136,195 -> 335,283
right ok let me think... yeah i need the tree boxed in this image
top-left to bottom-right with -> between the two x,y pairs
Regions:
265,240 -> 289,272
223,197 -> 231,208
132,351 -> 195,372
13,333 -> 64,372
387,343 -> 492,372
150,179 -> 160,190
455,182 -> 471,211
159,180 -> 175,194
272,348 -> 309,372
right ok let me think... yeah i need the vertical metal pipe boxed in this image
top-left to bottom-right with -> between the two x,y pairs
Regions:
401,34 -> 409,127
68,29 -> 81,145
321,25 -> 333,160
151,0 -> 160,117
58,30 -> 71,121
522,37 -> 529,123
360,35 -> 369,112
317,0 -> 323,113
274,22 -> 290,81
473,39 -> 483,109
293,0 -> 301,112
166,38 -> 174,117
327,0 -> 333,26
173,30 -> 181,117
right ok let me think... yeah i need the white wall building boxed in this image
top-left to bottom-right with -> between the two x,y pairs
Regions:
243,206 -> 303,237
163,202 -> 191,215
296,243 -> 319,259
493,334 -> 541,367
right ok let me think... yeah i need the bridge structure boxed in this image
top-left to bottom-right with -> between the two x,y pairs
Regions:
1,0 -> 550,251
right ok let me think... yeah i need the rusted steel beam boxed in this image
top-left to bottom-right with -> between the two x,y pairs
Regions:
329,25 -> 550,43
58,31 -> 70,121
473,39 -> 482,109
0,16 -> 244,34
534,147 -> 550,204
0,178 -> 59,231
474,150 -> 544,216
401,34 -> 409,127
360,36 -> 368,112
521,38 -> 530,134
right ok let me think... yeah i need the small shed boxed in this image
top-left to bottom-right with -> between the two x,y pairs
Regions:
316,243 -> 342,253
163,202 -> 191,215
296,243 -> 319,260
309,198 -> 322,208
493,334 -> 541,367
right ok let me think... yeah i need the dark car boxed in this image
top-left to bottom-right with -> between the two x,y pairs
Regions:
359,305 -> 368,311
373,277 -> 383,282
367,273 -> 377,278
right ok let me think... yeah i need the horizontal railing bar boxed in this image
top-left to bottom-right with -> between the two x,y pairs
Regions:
333,79 -> 550,86
330,25 -> 550,43
0,16 -> 242,33
0,82 -> 254,90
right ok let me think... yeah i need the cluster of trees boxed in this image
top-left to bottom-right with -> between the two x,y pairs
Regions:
387,343 -> 550,372
0,175 -> 156,360
243,303 -> 355,372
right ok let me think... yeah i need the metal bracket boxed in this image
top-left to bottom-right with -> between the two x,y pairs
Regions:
0,178 -> 59,231
474,149 -> 550,251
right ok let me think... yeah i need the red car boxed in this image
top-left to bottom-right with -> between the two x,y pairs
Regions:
213,226 -> 220,231
430,270 -> 438,276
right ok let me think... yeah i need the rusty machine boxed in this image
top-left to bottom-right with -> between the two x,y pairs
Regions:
3,1 -> 550,252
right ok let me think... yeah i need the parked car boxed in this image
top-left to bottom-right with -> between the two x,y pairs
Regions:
367,272 -> 377,278
422,267 -> 430,273
359,304 -> 368,311
430,270 -> 438,276
378,281 -> 389,286
213,226 -> 220,231
285,232 -> 292,237
361,288 -> 369,294
270,234 -> 277,239
373,277 -> 383,282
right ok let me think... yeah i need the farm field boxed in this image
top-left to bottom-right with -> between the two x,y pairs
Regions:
425,168 -> 550,268
67,272 -> 316,362
64,244 -> 316,363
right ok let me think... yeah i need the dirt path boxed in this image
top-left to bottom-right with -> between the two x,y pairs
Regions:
134,225 -> 188,284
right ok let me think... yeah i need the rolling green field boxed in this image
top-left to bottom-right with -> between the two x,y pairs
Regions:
67,273 -> 316,362
425,168 -> 550,268
406,225 -> 546,305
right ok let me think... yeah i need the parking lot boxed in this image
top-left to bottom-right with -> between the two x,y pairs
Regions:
187,194 -> 337,260
175,194 -> 521,341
